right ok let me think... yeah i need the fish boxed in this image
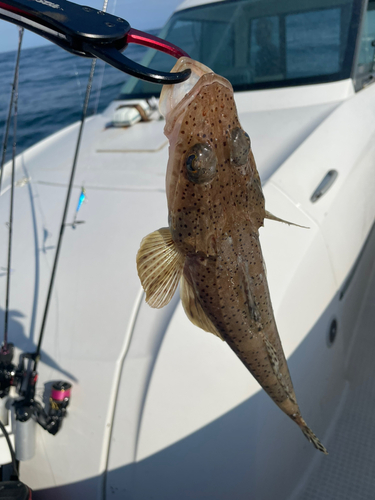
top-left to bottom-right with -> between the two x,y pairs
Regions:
136,58 -> 327,455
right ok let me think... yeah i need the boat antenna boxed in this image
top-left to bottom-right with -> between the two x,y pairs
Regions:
33,51 -> 99,372
1,27 -> 24,355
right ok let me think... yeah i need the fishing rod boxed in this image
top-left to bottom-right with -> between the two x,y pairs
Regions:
1,14 -> 107,470
0,26 -> 73,470
0,40 -> 100,470
1,27 -> 23,355
0,33 -> 22,481
0,28 -> 23,194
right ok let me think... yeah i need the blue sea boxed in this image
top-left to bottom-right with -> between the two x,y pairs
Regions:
0,39 -> 151,161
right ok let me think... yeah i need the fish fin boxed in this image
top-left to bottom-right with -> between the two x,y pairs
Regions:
180,275 -> 225,341
137,227 -> 184,309
263,337 -> 297,405
265,210 -> 309,229
298,416 -> 328,455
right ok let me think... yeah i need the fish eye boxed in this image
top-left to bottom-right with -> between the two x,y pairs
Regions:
230,127 -> 251,166
184,143 -> 217,184
186,154 -> 197,173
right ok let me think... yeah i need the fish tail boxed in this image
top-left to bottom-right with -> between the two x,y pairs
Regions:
297,416 -> 328,455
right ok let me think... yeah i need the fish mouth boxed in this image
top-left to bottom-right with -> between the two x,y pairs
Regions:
159,57 -> 233,136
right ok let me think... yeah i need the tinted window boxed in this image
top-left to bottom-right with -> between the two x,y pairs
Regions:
286,9 -> 341,78
250,16 -> 282,81
118,0 -> 360,99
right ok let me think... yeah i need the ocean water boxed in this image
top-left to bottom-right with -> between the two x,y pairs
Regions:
0,40 -> 151,160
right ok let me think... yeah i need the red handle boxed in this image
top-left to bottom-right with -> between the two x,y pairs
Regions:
127,28 -> 190,59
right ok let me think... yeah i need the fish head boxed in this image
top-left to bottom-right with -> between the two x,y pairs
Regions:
159,58 -> 261,256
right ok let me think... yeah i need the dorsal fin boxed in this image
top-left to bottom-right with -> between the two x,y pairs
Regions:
180,275 -> 224,341
137,228 -> 184,308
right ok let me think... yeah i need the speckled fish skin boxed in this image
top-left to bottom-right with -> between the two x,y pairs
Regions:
166,63 -> 297,415
137,58 -> 327,454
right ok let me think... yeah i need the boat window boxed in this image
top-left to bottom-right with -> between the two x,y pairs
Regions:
118,0 -> 361,100
285,9 -> 342,78
354,0 -> 375,90
249,16 -> 282,81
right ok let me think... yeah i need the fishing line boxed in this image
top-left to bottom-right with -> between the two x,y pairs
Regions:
77,0 -> 113,196
90,0 -> 116,115
90,60 -> 106,116
34,0 -> 110,371
2,28 -> 24,354
33,59 -> 97,370
0,27 -> 24,194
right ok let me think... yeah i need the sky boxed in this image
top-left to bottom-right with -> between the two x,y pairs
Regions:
0,0 -> 183,53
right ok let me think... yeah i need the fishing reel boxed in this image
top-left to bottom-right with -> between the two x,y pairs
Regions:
0,348 -> 72,461
33,381 -> 72,436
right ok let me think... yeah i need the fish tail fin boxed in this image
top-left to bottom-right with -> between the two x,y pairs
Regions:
297,416 -> 328,455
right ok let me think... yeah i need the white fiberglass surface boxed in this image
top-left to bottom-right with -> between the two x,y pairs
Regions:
72,79 -> 352,190
0,79 -> 350,196
270,79 -> 375,287
291,222 -> 375,500
0,137 -> 171,493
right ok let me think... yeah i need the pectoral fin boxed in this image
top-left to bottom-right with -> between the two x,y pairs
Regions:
180,275 -> 224,341
137,228 -> 184,308
265,210 -> 309,229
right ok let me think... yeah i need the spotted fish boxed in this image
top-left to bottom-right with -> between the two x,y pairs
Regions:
137,58 -> 327,454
